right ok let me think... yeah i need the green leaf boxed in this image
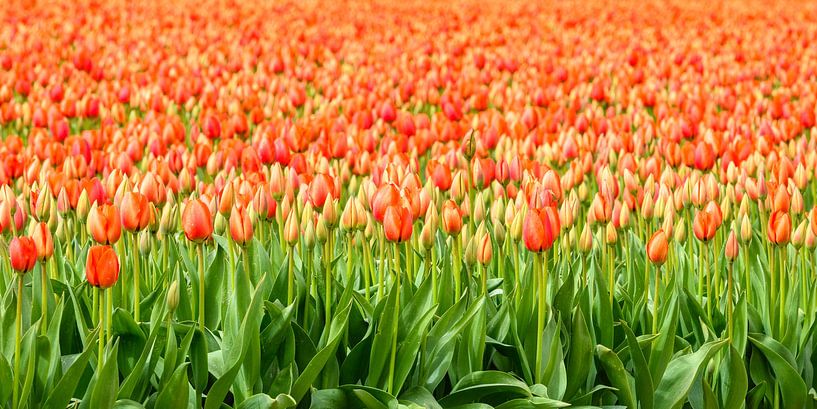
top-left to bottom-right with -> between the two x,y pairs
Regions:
42,330 -> 98,409
748,333 -> 810,409
155,363 -> 190,409
439,370 -> 531,407
721,346 -> 748,409
236,393 -> 296,409
90,342 -> 120,409
654,339 -> 727,409
563,305 -> 592,400
595,345 -> 635,409
619,321 -> 653,409
290,300 -> 352,401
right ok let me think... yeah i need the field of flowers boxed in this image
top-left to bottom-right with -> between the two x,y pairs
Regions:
1,0 -> 817,407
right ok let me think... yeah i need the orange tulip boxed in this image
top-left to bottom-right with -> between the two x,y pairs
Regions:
372,183 -> 401,223
120,192 -> 152,231
308,173 -> 335,209
183,198 -> 214,242
88,204 -> 122,245
9,236 -> 37,273
523,207 -> 559,252
476,232 -> 492,265
229,205 -> 253,245
646,229 -> 668,266
693,208 -> 718,242
86,245 -> 120,289
767,210 -> 791,245
383,205 -> 412,243
31,222 -> 54,261
441,199 -> 463,235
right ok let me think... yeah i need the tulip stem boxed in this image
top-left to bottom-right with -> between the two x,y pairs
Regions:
98,288 -> 105,368
287,245 -> 295,305
197,244 -> 205,332
743,244 -> 751,302
779,246 -> 786,337
13,275 -> 22,409
324,239 -> 332,338
386,243 -> 401,395
303,247 -> 312,328
535,252 -> 548,384
427,248 -> 435,305
727,261 -> 734,342
106,287 -> 112,344
133,235 -> 141,322
363,242 -> 372,301
653,266 -> 660,334
41,261 -> 48,334
345,233 -> 353,288
453,234 -> 462,300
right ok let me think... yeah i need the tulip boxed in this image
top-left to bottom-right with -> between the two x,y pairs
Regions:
383,205 -> 412,243
183,198 -> 214,242
441,200 -> 463,236
372,183 -> 401,223
31,222 -> 53,261
767,210 -> 791,245
693,208 -> 718,242
9,236 -> 37,274
308,173 -> 334,209
88,204 -> 122,245
86,245 -> 120,289
120,192 -> 152,231
229,205 -> 253,246
647,229 -> 668,266
523,207 -> 559,252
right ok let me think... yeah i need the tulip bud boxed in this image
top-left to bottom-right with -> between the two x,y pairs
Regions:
303,218 -> 316,248
739,215 -> 752,243
340,198 -> 357,232
792,220 -> 807,249
30,222 -> 54,261
646,229 -> 668,266
464,236 -> 477,267
605,222 -> 617,244
323,198 -> 339,228
674,218 -> 686,243
316,216 -> 329,244
77,190 -> 91,220
419,222 -> 435,251
493,222 -> 506,245
167,280 -> 180,313
284,211 -> 299,246
214,212 -> 227,235
806,224 -> 817,249
579,223 -> 593,252
462,129 -> 476,159
511,207 -> 525,241
725,230 -> 739,261
476,232 -> 492,265
138,230 -> 151,255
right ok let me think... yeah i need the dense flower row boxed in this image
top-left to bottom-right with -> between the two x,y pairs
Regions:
1,0 -> 817,408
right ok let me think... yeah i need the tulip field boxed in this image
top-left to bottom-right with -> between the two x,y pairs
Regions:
3,0 -> 817,408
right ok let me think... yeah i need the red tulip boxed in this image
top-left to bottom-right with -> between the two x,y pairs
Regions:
183,198 -> 214,242
9,236 -> 37,273
372,183 -> 401,223
31,222 -> 54,261
693,208 -> 719,242
86,245 -> 120,289
768,210 -> 791,245
523,207 -> 559,252
441,200 -> 463,235
647,229 -> 668,266
88,204 -> 122,245
229,205 -> 253,246
120,192 -> 152,232
383,205 -> 412,243
308,173 -> 335,209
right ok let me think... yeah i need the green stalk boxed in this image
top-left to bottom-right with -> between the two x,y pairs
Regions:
287,245 -> 296,305
197,244 -> 205,332
386,242 -> 401,395
453,235 -> 462,300
41,261 -> 48,334
608,244 -> 614,305
743,244 -> 751,302
377,231 -> 385,302
727,261 -> 734,342
324,239 -> 332,337
303,247 -> 312,328
99,288 -> 105,367
106,286 -> 112,344
427,249 -> 435,304
480,262 -> 487,297
13,275 -> 22,409
345,233 -> 353,288
653,265 -> 660,333
133,233 -> 141,322
228,236 -> 236,294
535,252 -> 547,384
779,246 -> 786,337
705,244 -> 712,320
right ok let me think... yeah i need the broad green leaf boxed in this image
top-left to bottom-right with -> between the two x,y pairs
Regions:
654,339 -> 727,409
155,363 -> 190,409
595,345 -> 635,409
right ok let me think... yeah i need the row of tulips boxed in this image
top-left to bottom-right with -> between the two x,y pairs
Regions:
3,0 -> 817,408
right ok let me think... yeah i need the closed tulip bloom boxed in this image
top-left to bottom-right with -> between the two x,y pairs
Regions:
120,192 -> 152,231
791,220 -> 807,248
182,198 -> 214,242
725,230 -> 739,261
693,210 -> 715,242
372,183 -> 401,223
308,173 -> 334,209
229,205 -> 253,245
767,210 -> 791,245
647,229 -> 668,266
578,223 -> 593,252
88,204 -> 122,245
383,205 -> 412,243
476,232 -> 492,265
283,210 -> 299,246
811,207 -> 817,236
441,200 -> 463,236
591,193 -> 611,224
523,207 -> 559,252
31,222 -> 53,261
9,236 -> 37,273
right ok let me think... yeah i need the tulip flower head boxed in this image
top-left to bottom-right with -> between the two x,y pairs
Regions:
9,236 -> 37,273
86,245 -> 120,289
